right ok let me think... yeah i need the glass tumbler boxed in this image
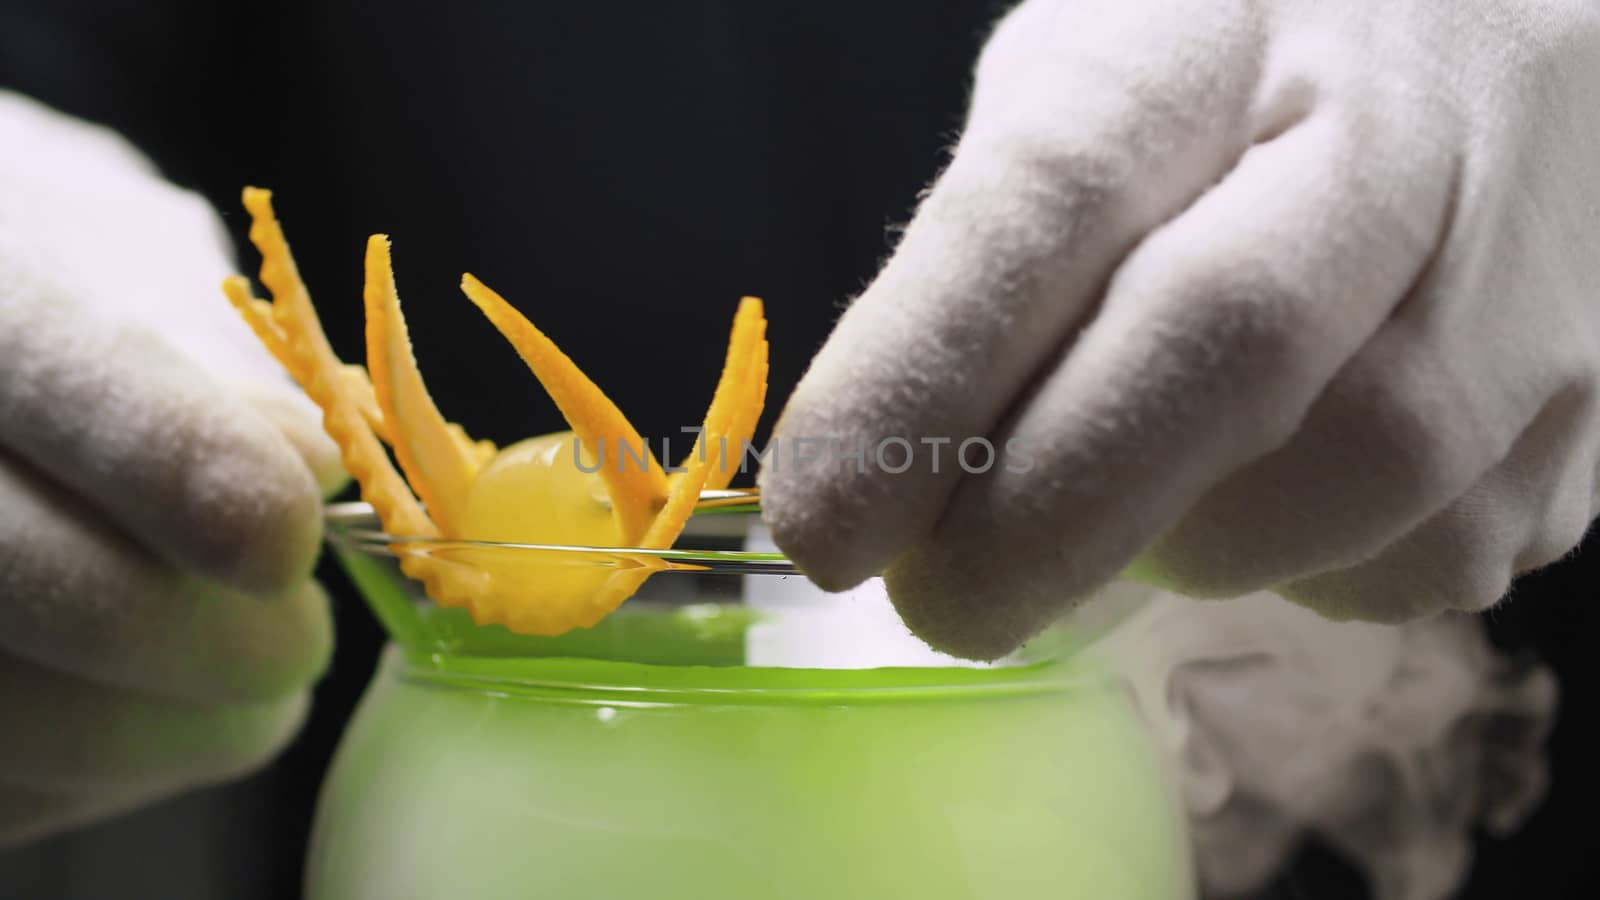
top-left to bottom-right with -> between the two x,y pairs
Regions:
307,503 -> 1192,899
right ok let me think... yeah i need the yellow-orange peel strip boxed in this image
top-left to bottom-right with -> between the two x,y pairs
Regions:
236,188 -> 437,541
225,278 -> 396,445
221,280 -> 294,370
705,297 -> 768,492
459,273 -> 669,544
230,189 -> 488,609
642,297 -> 767,548
364,235 -> 482,536
338,364 -> 395,445
445,293 -> 764,633
227,188 -> 771,636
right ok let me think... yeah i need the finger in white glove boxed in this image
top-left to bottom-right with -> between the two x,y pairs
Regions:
760,0 -> 1600,657
0,655 -> 309,846
0,283 -> 326,594
0,91 -> 339,844
0,461 -> 333,703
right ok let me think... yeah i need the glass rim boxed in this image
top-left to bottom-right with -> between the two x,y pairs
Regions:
323,502 -> 1101,681
324,501 -> 804,576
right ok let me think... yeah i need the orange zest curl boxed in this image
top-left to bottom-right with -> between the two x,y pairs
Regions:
225,187 -> 768,635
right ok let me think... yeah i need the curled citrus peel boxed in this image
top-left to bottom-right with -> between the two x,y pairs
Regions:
223,189 -> 487,612
224,187 -> 767,636
459,274 -> 668,545
640,296 -> 767,548
364,235 -> 482,536
699,297 -> 768,494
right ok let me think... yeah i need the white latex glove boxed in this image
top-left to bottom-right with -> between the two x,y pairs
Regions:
761,0 -> 1600,658
0,92 -> 342,844
1092,590 -> 1555,900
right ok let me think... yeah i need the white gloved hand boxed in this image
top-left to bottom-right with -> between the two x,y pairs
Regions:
760,0 -> 1600,658
0,92 -> 342,844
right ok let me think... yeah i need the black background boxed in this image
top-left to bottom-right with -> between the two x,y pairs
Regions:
1,1 -> 1594,897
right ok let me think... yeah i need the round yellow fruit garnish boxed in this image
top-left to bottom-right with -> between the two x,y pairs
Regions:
223,187 -> 768,636
459,432 -> 621,548
450,432 -> 633,632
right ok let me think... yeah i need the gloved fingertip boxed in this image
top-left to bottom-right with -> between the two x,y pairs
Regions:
759,496 -> 909,594
193,691 -> 314,785
884,546 -> 1055,662
286,580 -> 336,688
184,427 -> 325,598
203,578 -> 335,703
235,380 -> 349,498
756,446 -> 887,592
758,501 -> 880,594
757,391 -> 955,592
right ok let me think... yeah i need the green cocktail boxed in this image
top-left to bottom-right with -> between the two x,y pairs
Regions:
309,505 -> 1192,899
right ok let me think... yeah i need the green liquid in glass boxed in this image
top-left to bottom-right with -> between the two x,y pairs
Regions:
309,527 -> 1193,899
